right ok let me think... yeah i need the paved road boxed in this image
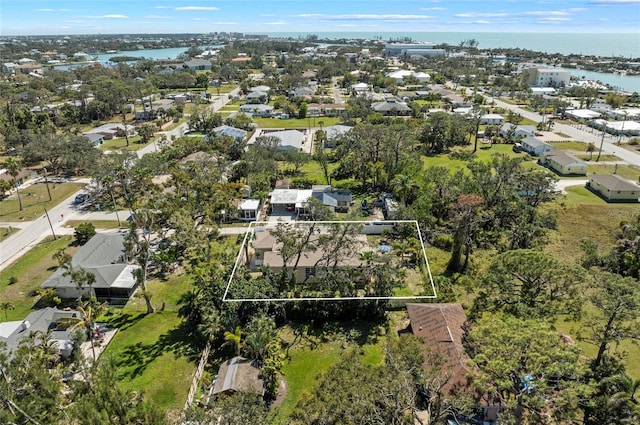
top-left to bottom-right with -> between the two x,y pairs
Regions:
331,76 -> 343,104
491,97 -> 640,167
0,88 -> 240,272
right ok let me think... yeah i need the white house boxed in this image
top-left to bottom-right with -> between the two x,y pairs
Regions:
520,137 -> 554,156
499,124 -> 537,139
238,199 -> 260,221
480,114 -> 504,125
521,67 -> 570,88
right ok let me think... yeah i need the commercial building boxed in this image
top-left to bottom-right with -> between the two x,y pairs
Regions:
384,43 -> 446,58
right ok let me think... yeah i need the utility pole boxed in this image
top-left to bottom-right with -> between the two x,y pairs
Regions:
44,208 -> 57,240
42,167 -> 52,201
596,121 -> 607,162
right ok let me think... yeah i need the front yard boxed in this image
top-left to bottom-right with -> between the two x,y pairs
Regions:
0,182 -> 84,222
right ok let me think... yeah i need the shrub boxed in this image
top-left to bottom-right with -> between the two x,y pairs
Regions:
433,234 -> 454,250
8,276 -> 18,285
36,288 -> 61,306
74,222 -> 96,245
628,137 -> 639,146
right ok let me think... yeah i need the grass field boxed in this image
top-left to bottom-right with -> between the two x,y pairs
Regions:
0,236 -> 76,321
0,182 -> 84,222
101,273 -> 199,411
422,143 -> 531,172
274,322 -> 385,422
586,164 -> 640,180
98,136 -> 148,151
63,220 -> 124,230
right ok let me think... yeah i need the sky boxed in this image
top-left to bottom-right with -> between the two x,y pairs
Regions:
1,0 -> 639,36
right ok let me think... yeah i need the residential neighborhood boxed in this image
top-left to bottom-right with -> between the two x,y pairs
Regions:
1,26 -> 640,425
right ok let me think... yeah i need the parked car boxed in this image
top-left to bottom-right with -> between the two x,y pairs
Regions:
512,143 -> 523,153
74,193 -> 90,205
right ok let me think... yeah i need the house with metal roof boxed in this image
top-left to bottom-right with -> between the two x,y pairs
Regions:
41,233 -> 139,303
211,357 -> 264,396
499,124 -> 537,140
213,125 -> 248,141
587,174 -> 640,202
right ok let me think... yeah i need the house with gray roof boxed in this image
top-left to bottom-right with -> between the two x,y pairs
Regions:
212,356 -> 264,396
541,151 -> 587,175
183,59 -> 211,71
266,129 -> 306,151
41,233 -> 139,303
312,185 -> 353,212
239,104 -> 274,117
499,124 -> 537,140
371,99 -> 412,116
245,90 -> 269,104
323,124 -> 353,148
587,174 -> 639,203
84,133 -> 105,147
520,136 -> 554,156
0,307 -> 80,359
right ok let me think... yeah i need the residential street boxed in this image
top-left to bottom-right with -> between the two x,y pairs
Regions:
491,97 -> 640,167
0,89 -> 239,272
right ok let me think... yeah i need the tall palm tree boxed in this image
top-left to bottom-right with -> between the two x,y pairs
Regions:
586,142 -> 597,160
391,173 -> 418,206
68,301 -> 108,363
3,157 -> 23,211
1,301 -> 14,321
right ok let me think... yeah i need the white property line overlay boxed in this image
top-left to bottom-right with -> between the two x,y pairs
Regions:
222,219 -> 437,302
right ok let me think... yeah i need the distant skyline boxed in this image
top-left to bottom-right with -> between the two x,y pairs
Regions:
1,0 -> 639,36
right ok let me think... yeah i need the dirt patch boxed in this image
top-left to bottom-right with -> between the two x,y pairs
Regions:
270,378 -> 288,408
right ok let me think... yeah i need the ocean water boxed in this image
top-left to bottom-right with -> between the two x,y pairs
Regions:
267,32 -> 640,58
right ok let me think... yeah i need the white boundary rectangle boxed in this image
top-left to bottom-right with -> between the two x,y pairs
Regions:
222,219 -> 437,302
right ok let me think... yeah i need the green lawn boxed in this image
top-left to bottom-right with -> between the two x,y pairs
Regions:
209,84 -> 238,95
98,136 -> 148,151
253,116 -> 342,129
0,236 -> 76,321
422,143 -> 529,172
0,226 -> 19,242
574,154 -> 619,162
101,273 -> 199,411
549,141 -> 588,151
63,220 -> 124,230
586,164 -> 640,180
0,182 -> 84,222
274,322 -> 386,422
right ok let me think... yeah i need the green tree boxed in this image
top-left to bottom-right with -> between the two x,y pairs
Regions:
68,301 -> 108,362
74,222 -> 96,245
137,123 -> 156,144
473,249 -> 585,320
466,314 -> 591,425
3,157 -> 23,211
580,270 -> 640,369
391,173 -> 419,206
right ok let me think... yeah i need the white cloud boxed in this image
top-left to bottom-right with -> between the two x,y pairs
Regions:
265,21 -> 288,25
193,18 -> 207,21
475,20 -> 491,24
420,7 -> 447,11
539,17 -> 571,21
175,6 -> 219,11
294,14 -> 433,20
154,6 -> 171,9
145,15 -> 169,19
101,14 -> 129,19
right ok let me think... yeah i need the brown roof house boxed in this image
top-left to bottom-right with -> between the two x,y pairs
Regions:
406,303 -> 471,395
212,356 -> 265,396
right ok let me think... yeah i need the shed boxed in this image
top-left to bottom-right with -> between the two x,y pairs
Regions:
211,357 -> 264,396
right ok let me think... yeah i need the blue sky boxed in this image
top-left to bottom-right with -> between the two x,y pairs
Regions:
1,0 -> 639,35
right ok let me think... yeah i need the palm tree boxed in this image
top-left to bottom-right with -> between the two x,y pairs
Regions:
68,301 -> 108,363
1,301 -> 14,321
391,173 -> 418,206
224,326 -> 242,357
586,142 -> 597,160
3,157 -> 23,211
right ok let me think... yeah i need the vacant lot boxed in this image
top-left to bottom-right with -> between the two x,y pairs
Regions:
0,182 -> 84,222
